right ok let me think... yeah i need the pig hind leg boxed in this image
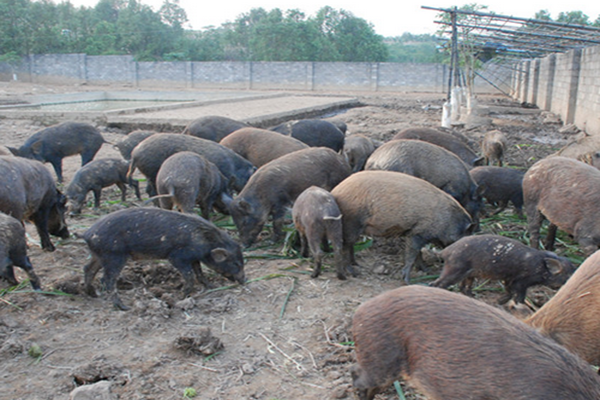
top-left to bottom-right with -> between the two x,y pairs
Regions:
92,253 -> 129,310
430,261 -> 473,291
399,236 -> 427,284
115,182 -> 127,202
168,256 -> 197,296
11,255 -> 42,290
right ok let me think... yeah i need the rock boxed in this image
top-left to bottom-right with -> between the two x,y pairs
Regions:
69,380 -> 116,400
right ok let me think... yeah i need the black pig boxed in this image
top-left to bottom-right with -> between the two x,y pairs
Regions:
83,208 -> 246,310
66,158 -> 141,214
270,119 -> 345,152
182,115 -> 248,142
114,130 -> 158,160
431,234 -> 575,304
0,156 -> 69,251
15,122 -> 105,182
127,133 -> 255,197
0,212 -> 41,290
469,166 -> 525,217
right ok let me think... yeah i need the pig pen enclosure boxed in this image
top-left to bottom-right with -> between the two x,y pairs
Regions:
0,83 -> 586,400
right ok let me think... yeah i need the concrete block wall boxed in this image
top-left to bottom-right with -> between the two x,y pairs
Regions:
574,46 -> 600,134
2,53 -> 505,94
511,45 -> 600,135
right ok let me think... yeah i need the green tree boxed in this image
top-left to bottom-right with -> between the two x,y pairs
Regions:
556,11 -> 590,25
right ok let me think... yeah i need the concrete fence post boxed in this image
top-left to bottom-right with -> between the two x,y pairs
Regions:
566,49 -> 582,124
544,54 -> 556,111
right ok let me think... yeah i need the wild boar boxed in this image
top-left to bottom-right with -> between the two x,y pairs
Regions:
230,147 -> 351,247
182,115 -> 248,142
66,158 -> 141,214
523,156 -> 600,255
331,170 -> 472,283
127,133 -> 255,196
83,208 -> 246,310
114,130 -> 158,160
365,139 -> 482,227
343,135 -> 375,173
219,127 -> 308,168
577,150 -> 600,170
270,119 -> 345,152
154,151 -> 231,218
0,156 -> 69,251
292,186 -> 345,279
526,249 -> 600,366
430,234 -> 575,304
351,285 -> 600,400
0,212 -> 41,290
392,127 -> 482,167
15,122 -> 105,182
481,129 -> 507,166
469,166 -> 525,217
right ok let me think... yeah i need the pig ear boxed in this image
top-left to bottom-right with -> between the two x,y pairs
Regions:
30,140 -> 43,154
211,248 -> 229,263
545,258 -> 563,275
237,199 -> 252,215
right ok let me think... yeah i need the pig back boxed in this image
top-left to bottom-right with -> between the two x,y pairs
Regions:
527,249 -> 600,365
392,127 -> 480,167
219,127 -> 308,167
239,147 -> 351,202
0,156 -> 56,220
523,156 -> 600,234
352,285 -> 600,400
331,170 -> 471,244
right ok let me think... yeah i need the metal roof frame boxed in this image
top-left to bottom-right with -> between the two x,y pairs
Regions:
422,6 -> 600,96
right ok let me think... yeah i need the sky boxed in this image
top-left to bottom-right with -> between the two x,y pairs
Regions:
64,0 -> 600,37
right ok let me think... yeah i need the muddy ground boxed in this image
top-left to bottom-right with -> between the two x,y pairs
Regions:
0,83 -> 583,400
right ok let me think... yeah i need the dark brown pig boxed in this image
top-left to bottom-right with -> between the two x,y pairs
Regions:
292,186 -> 345,279
270,119 -> 345,152
392,127 -> 482,167
343,134 -> 375,172
66,158 -> 141,214
219,127 -> 308,168
114,130 -> 159,160
331,171 -> 472,283
0,212 -> 41,290
469,166 -> 525,217
431,234 -> 575,304
351,285 -> 600,400
0,156 -> 69,251
230,147 -> 351,247
83,208 -> 246,310
526,249 -> 600,366
15,122 -> 105,182
127,133 -> 255,196
523,156 -> 600,254
365,139 -> 482,228
182,115 -> 248,142
154,151 -> 231,218
481,129 -> 507,166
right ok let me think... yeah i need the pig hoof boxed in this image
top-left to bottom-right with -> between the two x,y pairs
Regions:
112,300 -> 130,311
336,273 -> 347,280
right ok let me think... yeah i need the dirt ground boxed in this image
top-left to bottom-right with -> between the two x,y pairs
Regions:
0,82 -> 581,400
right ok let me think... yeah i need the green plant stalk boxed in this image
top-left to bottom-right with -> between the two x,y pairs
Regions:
279,277 -> 297,319
394,381 -> 407,400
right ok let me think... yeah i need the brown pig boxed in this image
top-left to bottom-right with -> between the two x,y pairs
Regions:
292,186 -> 345,279
527,249 -> 600,366
365,139 -> 482,228
154,152 -> 231,219
431,234 -> 575,304
523,156 -> 600,255
351,285 -> 600,400
331,170 -> 472,283
230,147 -> 351,247
219,127 -> 308,168
392,127 -> 483,167
343,134 -> 375,173
481,129 -> 507,166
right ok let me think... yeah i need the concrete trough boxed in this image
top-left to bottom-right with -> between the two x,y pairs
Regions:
0,90 -> 359,131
